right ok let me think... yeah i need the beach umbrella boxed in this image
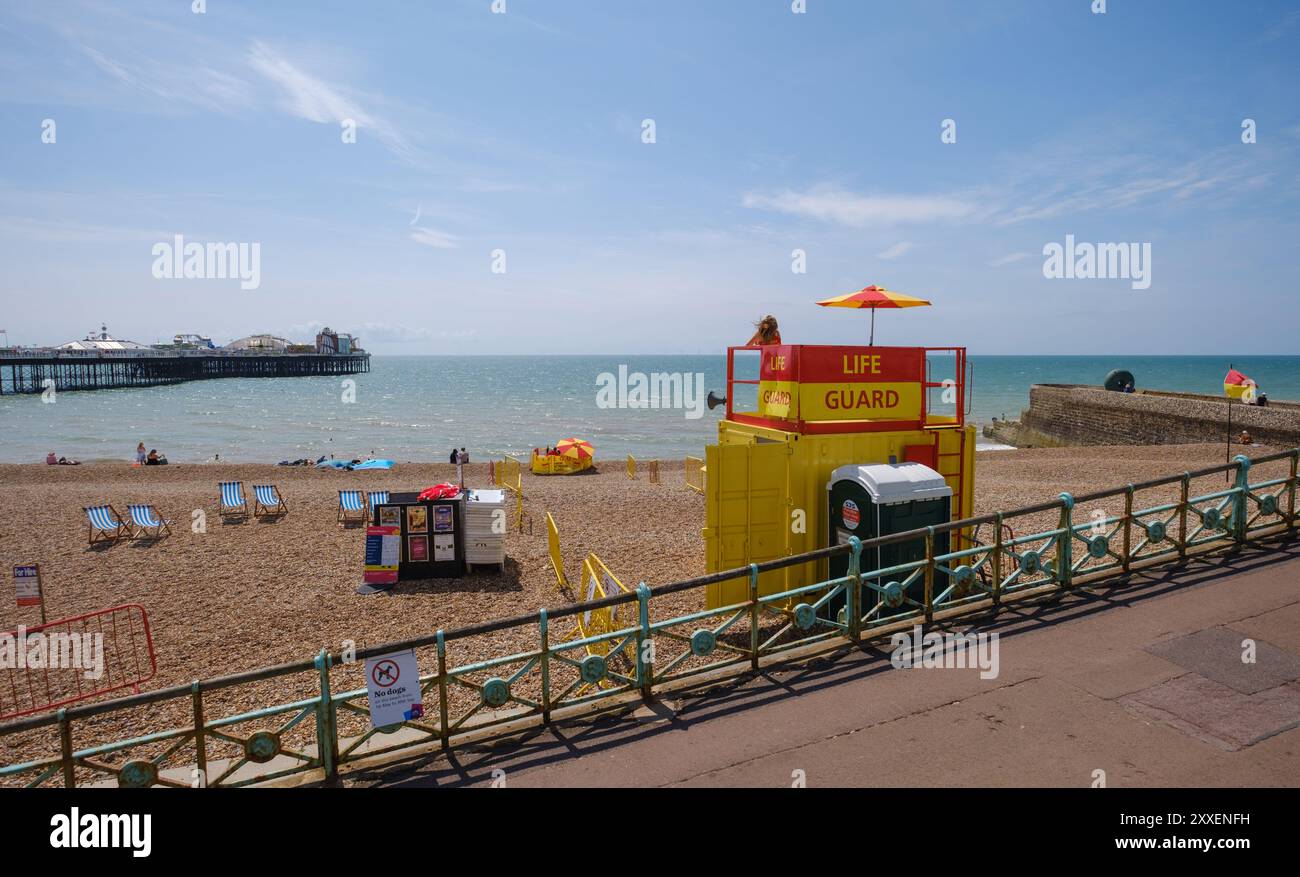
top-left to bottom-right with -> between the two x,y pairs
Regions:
816,285 -> 931,345
555,437 -> 594,461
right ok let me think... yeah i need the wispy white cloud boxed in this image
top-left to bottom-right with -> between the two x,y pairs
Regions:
988,252 -> 1031,267
875,241 -> 914,260
355,323 -> 476,343
742,187 -> 979,226
409,227 -> 460,249
283,320 -> 472,344
247,41 -> 411,157
1262,9 -> 1300,41
0,216 -> 172,243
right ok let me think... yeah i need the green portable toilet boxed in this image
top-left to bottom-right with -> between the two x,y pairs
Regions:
827,462 -> 953,619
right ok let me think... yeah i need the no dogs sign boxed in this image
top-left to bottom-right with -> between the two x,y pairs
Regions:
364,649 -> 424,728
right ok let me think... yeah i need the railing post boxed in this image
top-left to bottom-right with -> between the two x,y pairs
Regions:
191,680 -> 207,787
1290,450 -> 1298,534
1057,493 -> 1074,589
846,536 -> 862,642
748,564 -> 760,670
539,609 -> 551,724
991,513 -> 1003,608
923,528 -> 935,623
1178,474 -> 1190,560
436,630 -> 450,750
635,583 -> 653,700
58,709 -> 74,788
1122,486 -> 1134,574
314,650 -> 337,782
1232,455 -> 1251,544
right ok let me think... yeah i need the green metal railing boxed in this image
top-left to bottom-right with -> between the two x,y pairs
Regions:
2,449 -> 1296,788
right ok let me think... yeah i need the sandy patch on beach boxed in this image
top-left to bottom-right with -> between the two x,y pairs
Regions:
0,443 -> 1291,781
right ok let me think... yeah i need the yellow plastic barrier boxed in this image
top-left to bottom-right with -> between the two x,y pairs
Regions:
626,454 -> 636,479
546,512 -> 567,590
647,459 -> 659,484
685,455 -> 704,494
492,456 -> 523,531
561,553 -> 634,691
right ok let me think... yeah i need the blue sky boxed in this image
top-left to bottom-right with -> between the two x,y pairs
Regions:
1,0 -> 1297,354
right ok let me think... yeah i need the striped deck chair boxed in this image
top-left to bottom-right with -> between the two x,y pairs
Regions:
253,484 -> 288,518
338,489 -> 367,527
128,503 -> 172,540
368,491 -> 389,510
84,505 -> 133,546
218,481 -> 248,520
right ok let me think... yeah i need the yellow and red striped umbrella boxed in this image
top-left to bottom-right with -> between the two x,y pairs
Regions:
816,285 -> 931,345
555,437 -> 594,461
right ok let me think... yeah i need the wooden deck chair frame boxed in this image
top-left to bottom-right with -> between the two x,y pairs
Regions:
129,504 -> 173,540
253,484 -> 288,518
85,505 -> 134,546
219,482 -> 249,521
338,490 -> 367,527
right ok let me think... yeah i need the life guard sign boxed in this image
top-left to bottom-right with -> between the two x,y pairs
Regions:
757,345 -> 924,422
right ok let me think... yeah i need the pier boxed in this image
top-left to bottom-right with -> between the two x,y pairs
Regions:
0,349 -> 370,395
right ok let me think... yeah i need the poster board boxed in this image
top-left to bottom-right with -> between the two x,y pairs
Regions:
363,527 -> 400,586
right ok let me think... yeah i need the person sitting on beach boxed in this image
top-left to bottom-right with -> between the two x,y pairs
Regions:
146,449 -> 168,465
46,451 -> 57,465
746,314 -> 781,347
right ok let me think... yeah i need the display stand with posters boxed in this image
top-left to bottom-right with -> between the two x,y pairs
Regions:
367,491 -> 466,582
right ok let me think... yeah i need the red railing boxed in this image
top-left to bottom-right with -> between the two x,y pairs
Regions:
1,604 -> 156,720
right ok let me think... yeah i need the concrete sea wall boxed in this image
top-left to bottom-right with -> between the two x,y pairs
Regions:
985,384 -> 1300,448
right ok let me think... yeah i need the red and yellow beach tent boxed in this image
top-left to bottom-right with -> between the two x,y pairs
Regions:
1224,368 -> 1257,400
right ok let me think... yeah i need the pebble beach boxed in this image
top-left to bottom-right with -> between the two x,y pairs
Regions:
0,443 -> 1293,781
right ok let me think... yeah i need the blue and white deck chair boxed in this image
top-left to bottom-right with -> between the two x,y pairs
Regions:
338,489 -> 367,526
219,481 -> 248,520
84,504 -> 133,546
253,484 -> 288,518
128,503 -> 172,540
368,491 -> 389,511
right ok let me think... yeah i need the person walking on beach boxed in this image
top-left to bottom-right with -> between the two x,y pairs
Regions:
456,447 -> 468,487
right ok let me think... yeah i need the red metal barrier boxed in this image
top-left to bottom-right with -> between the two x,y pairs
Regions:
1,604 -> 156,720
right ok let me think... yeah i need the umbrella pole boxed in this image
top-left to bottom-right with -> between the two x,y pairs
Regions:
870,308 -> 876,346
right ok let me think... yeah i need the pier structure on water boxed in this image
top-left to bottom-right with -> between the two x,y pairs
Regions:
0,348 -> 370,395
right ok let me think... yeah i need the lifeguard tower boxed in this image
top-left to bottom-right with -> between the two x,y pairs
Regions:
702,344 -> 975,609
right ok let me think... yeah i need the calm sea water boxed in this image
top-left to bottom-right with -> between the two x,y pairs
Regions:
1,355 -> 1296,464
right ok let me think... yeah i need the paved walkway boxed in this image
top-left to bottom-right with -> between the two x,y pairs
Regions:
342,540 -> 1300,788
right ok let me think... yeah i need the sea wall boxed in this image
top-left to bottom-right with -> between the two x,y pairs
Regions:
1001,384 -> 1300,448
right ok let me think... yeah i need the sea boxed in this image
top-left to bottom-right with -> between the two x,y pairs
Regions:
1,355 -> 1297,464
